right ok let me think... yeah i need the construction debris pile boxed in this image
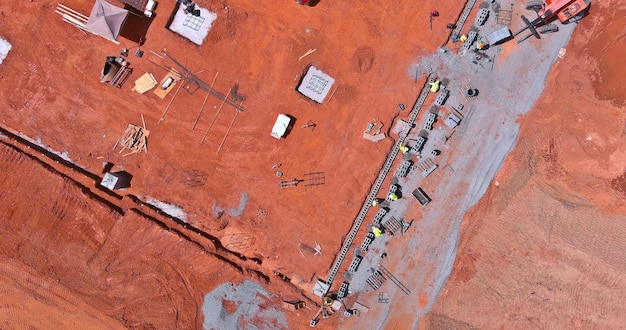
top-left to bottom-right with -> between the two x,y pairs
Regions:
114,123 -> 150,156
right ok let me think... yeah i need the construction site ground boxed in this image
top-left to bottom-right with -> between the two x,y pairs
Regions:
0,0 -> 624,329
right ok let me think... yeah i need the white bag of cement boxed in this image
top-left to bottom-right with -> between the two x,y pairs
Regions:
0,38 -> 11,64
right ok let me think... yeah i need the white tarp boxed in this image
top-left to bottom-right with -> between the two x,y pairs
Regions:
271,114 -> 291,139
486,27 -> 512,45
0,38 -> 12,64
168,3 -> 217,45
86,0 -> 129,41
297,66 -> 335,103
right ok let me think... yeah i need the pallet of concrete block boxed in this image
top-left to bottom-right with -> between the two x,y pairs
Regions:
338,282 -> 350,299
361,232 -> 375,250
475,8 -> 489,26
412,187 -> 432,206
372,207 -> 388,225
413,135 -> 428,153
386,184 -> 399,201
424,112 -> 437,130
463,30 -> 478,50
396,159 -> 413,178
434,88 -> 449,106
417,158 -> 438,178
348,255 -> 363,273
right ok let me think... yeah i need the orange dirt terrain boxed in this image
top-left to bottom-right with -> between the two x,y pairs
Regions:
0,0 -> 624,328
422,0 -> 626,328
0,0 -> 460,328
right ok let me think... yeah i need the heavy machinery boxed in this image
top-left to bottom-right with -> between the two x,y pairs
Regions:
514,0 -> 591,43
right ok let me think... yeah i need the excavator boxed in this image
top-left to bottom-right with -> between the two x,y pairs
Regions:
514,0 -> 591,43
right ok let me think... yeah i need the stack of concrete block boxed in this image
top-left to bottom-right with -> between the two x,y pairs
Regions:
424,112 -> 437,130
434,89 -> 449,106
463,30 -> 478,50
361,232 -> 375,250
338,282 -> 350,298
348,255 -> 363,273
386,184 -> 399,201
475,8 -> 489,25
397,159 -> 413,178
414,135 -> 428,153
372,207 -> 388,225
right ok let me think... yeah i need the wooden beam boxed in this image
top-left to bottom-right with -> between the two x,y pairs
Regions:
201,87 -> 231,144
159,82 -> 184,124
298,48 -> 317,61
192,71 -> 218,130
216,101 -> 244,154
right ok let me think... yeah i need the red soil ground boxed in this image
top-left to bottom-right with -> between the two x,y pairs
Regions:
1,0 -> 623,328
0,0 -> 461,328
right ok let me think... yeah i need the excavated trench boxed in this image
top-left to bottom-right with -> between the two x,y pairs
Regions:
0,124 -> 310,298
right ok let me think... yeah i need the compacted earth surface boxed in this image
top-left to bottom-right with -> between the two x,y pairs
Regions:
0,0 -> 624,328
422,0 -> 626,328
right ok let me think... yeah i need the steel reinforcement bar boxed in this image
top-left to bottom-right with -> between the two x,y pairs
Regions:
325,74 -> 434,287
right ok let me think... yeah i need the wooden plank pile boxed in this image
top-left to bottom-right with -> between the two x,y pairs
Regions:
114,123 -> 150,156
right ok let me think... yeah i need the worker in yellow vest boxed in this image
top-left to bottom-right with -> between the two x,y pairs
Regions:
476,42 -> 486,50
460,34 -> 467,43
428,80 -> 440,93
388,193 -> 399,201
400,145 -> 410,154
372,226 -> 382,237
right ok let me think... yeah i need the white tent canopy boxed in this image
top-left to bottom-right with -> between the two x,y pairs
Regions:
86,0 -> 129,41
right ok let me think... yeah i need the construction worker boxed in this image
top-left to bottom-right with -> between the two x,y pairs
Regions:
388,193 -> 399,201
460,34 -> 467,43
428,80 -> 440,93
372,226 -> 382,237
476,42 -> 486,50
372,199 -> 379,207
400,145 -> 410,154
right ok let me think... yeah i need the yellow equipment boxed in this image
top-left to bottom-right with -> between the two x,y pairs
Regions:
428,80 -> 440,93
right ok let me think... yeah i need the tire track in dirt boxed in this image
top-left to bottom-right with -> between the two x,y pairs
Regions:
0,127 -> 317,327
0,257 -> 125,329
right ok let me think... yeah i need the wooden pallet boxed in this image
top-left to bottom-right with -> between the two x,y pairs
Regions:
497,8 -> 513,26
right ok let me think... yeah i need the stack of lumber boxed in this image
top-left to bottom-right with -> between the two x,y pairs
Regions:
115,124 -> 150,156
132,73 -> 157,94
